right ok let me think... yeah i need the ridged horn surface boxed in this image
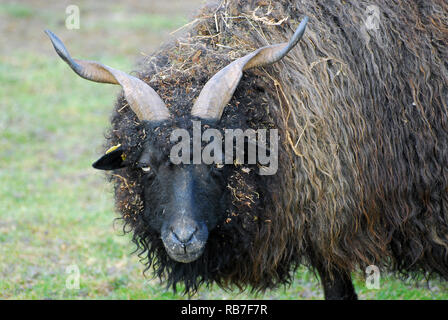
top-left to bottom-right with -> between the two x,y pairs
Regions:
191,16 -> 308,121
45,30 -> 170,121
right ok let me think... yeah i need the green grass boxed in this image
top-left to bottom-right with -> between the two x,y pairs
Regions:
0,3 -> 33,18
1,2 -> 447,300
84,12 -> 188,32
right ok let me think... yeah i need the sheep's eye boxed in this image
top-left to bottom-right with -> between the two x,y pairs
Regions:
141,166 -> 151,172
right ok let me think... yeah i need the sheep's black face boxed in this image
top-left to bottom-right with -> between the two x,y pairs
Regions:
93,137 -> 229,263
137,142 -> 228,263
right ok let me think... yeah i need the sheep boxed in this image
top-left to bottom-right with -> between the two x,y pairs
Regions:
46,0 -> 448,299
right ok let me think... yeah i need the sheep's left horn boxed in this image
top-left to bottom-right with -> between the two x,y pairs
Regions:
45,30 -> 170,122
191,16 -> 308,121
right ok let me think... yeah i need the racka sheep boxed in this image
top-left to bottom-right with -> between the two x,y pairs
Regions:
46,0 -> 448,299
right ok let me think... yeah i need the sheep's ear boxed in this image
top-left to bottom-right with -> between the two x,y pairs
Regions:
92,146 -> 127,170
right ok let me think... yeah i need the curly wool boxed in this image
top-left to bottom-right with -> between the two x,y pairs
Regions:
103,0 -> 448,293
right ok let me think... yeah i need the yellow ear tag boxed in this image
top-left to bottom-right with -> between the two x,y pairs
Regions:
105,144 -> 121,154
121,154 -> 126,161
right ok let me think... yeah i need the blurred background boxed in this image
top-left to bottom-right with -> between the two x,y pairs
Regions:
1,0 -> 447,299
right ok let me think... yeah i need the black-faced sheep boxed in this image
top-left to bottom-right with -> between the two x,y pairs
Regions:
46,0 -> 448,299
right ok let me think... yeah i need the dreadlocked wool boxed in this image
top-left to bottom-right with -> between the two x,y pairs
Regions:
104,0 -> 448,293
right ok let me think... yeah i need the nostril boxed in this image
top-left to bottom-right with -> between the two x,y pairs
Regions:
171,225 -> 198,244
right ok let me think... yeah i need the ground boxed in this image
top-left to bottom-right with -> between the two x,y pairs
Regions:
1,0 -> 447,299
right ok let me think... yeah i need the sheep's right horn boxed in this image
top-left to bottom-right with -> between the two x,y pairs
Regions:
45,30 -> 170,122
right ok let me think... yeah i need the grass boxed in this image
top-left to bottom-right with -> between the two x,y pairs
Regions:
0,3 -> 33,18
1,1 -> 447,300
84,12 -> 189,32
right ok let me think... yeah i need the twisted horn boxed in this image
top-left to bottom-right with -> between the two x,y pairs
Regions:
44,30 -> 170,121
191,16 -> 308,121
